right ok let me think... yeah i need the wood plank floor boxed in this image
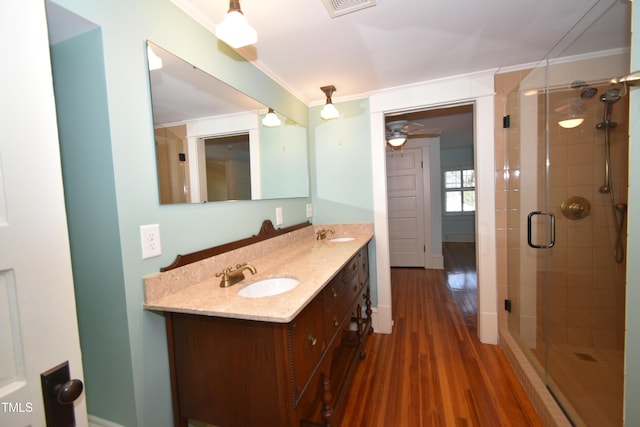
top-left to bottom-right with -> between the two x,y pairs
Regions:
341,244 -> 542,427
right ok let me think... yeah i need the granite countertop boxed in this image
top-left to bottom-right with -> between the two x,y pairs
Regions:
143,226 -> 372,323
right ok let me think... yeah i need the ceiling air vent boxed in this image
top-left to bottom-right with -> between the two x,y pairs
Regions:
321,0 -> 376,18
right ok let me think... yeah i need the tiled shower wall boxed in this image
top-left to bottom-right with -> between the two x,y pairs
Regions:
542,87 -> 628,350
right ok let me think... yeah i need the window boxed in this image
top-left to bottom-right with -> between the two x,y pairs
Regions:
444,169 -> 475,213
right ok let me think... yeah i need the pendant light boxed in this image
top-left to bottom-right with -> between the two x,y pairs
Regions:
320,85 -> 339,120
215,0 -> 257,49
558,117 -> 584,129
262,108 -> 282,127
557,99 -> 584,129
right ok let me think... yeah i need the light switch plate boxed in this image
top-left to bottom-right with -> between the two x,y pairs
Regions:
275,207 -> 283,226
306,203 -> 313,218
140,224 -> 162,259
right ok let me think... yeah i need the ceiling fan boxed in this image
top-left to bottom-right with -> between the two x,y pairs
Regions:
385,120 -> 441,150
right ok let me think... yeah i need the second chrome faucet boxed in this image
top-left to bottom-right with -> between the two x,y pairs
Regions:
216,263 -> 257,288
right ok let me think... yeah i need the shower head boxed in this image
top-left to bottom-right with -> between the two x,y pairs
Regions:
601,88 -> 621,103
580,87 -> 598,99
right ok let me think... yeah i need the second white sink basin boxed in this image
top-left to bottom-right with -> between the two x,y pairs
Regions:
328,237 -> 355,243
238,277 -> 299,298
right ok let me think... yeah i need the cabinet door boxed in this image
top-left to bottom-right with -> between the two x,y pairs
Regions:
289,297 -> 324,403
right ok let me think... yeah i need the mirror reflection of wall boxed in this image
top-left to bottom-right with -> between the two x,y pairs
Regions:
155,125 -> 189,204
146,41 -> 310,205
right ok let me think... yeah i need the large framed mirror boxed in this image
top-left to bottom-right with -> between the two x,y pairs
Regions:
146,41 -> 309,204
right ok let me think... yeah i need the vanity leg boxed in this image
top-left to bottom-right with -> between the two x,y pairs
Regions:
321,374 -> 334,427
356,303 -> 364,341
365,287 -> 373,335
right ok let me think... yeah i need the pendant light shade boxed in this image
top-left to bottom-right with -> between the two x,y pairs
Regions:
216,0 -> 257,49
320,85 -> 339,120
387,132 -> 407,147
556,97 -> 585,129
262,108 -> 282,127
558,117 -> 584,129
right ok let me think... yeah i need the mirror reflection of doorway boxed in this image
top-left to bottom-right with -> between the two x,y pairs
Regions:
203,133 -> 251,202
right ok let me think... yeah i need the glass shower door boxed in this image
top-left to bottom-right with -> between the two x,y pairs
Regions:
506,63 -> 628,427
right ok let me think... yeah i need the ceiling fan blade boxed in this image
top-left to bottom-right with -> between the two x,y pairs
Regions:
403,122 -> 424,132
408,128 -> 441,136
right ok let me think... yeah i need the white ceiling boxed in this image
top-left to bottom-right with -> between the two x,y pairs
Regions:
172,0 -> 631,104
46,0 -> 631,138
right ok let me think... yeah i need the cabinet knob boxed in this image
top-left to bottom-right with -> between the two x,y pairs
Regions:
333,317 -> 339,327
308,335 -> 317,346
331,288 -> 337,298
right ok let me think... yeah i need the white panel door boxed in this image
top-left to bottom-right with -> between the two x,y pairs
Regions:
386,148 -> 426,267
0,1 -> 87,426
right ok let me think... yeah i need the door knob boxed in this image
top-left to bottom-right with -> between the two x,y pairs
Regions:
41,361 -> 84,426
54,378 -> 84,404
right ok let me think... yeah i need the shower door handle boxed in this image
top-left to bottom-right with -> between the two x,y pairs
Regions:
527,211 -> 556,249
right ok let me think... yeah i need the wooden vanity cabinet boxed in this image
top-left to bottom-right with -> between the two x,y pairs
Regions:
165,246 -> 373,427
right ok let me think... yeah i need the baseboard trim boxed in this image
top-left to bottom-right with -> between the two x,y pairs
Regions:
430,254 -> 444,269
88,415 -> 125,427
372,305 -> 393,334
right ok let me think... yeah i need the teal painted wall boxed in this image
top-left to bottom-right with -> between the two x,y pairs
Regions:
259,118 -> 309,199
309,98 -> 377,303
625,0 -> 639,423
310,99 -> 374,223
51,29 -> 137,426
48,0 -> 310,425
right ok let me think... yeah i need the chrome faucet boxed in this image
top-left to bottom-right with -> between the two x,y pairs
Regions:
216,263 -> 257,288
316,228 -> 335,240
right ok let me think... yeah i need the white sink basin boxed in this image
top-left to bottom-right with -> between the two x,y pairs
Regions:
328,237 -> 355,243
238,277 -> 299,298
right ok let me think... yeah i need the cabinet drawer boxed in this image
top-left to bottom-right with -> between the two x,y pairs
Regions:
289,297 -> 324,402
323,299 -> 351,345
323,255 -> 359,311
359,248 -> 369,285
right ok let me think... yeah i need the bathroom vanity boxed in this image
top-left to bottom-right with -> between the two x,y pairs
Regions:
144,222 -> 373,427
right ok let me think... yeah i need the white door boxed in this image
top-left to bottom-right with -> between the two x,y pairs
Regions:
386,147 -> 426,267
0,1 -> 87,426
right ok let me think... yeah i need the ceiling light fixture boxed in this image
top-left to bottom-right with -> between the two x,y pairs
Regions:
558,117 -> 584,129
386,132 -> 407,147
320,85 -> 339,120
215,0 -> 257,49
262,108 -> 282,127
556,98 -> 585,129
557,107 -> 584,129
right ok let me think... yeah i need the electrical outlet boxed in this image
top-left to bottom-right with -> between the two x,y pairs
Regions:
275,207 -> 283,226
306,203 -> 313,218
140,224 -> 162,259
